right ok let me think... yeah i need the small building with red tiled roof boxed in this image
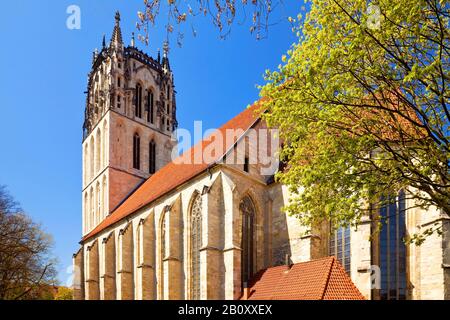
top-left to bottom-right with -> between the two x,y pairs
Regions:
240,257 -> 364,300
73,13 -> 449,301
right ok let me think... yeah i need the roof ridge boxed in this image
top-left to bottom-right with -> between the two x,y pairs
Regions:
329,257 -> 366,300
108,176 -> 147,214
320,256 -> 335,300
82,103 -> 262,242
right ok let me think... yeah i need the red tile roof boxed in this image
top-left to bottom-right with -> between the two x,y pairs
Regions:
241,257 -> 365,300
83,103 -> 262,242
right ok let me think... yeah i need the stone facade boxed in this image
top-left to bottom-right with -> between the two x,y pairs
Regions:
74,117 -> 450,299
81,12 -> 176,235
73,13 -> 449,300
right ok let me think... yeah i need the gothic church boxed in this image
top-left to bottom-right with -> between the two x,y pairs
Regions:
73,13 -> 450,300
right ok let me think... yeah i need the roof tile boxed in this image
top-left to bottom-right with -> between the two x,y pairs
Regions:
83,103 -> 261,241
242,257 -> 365,300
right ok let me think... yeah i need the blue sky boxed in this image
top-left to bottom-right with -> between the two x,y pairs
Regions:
0,0 -> 300,283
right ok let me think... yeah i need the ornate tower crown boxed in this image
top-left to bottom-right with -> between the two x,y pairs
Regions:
83,11 -> 177,139
110,11 -> 123,50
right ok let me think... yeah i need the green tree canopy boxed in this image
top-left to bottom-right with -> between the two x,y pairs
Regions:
260,0 -> 449,242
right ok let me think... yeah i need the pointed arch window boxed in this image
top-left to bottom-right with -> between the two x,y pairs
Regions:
190,193 -> 202,300
133,133 -> 141,170
102,121 -> 108,168
96,129 -> 101,173
96,182 -> 101,225
243,137 -> 250,173
147,90 -> 154,123
89,137 -> 94,180
117,95 -> 121,109
84,192 -> 88,232
240,196 -> 256,286
378,190 -> 407,300
161,215 -> 166,261
167,84 -> 171,100
159,212 -> 167,299
83,144 -> 88,185
137,220 -> 143,266
89,187 -> 94,230
102,176 -> 107,217
149,140 -> 156,174
329,226 -> 351,273
244,156 -> 250,173
135,84 -> 142,118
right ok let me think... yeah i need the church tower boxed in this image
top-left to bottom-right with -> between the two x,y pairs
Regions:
81,12 -> 177,235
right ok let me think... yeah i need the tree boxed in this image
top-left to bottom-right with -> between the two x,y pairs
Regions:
260,0 -> 449,243
137,0 -> 292,46
0,185 -> 57,300
54,287 -> 73,300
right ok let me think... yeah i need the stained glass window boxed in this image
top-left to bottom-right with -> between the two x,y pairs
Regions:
329,226 -> 351,274
133,133 -> 140,170
379,191 -> 407,300
149,141 -> 156,174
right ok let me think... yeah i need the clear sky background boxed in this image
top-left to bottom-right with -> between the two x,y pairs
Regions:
0,0 -> 301,283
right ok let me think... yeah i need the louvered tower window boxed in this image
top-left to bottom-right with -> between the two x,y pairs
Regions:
147,91 -> 154,123
135,84 -> 142,118
149,140 -> 156,174
133,133 -> 140,170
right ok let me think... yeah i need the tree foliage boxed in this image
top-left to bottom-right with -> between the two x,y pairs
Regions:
260,0 -> 449,242
54,287 -> 73,300
0,185 -> 57,300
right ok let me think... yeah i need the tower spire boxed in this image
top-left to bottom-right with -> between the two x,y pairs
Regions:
163,40 -> 169,58
131,32 -> 135,47
162,41 -> 170,71
92,48 -> 98,65
110,11 -> 123,50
